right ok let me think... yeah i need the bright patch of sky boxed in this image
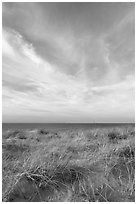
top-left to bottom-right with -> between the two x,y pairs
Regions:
2,2 -> 135,123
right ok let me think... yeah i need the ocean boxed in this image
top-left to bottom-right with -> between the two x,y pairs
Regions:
2,123 -> 134,132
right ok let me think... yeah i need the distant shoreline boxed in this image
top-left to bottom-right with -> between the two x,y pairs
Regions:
2,122 -> 135,132
2,122 -> 135,124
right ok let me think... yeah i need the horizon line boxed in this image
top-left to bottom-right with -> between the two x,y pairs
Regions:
2,122 -> 135,124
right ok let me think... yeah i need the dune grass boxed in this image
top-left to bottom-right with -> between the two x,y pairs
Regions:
2,124 -> 135,202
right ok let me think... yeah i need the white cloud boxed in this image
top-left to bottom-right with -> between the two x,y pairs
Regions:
2,8 -> 135,123
2,31 -> 15,58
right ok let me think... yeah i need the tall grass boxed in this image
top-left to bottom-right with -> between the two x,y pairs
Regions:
2,125 -> 135,202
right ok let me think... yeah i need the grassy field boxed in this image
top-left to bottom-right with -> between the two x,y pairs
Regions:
2,124 -> 135,202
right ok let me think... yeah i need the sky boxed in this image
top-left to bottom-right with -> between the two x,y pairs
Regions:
2,2 -> 135,123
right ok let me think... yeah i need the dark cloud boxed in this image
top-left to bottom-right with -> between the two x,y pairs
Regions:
2,94 -> 13,100
3,2 -> 134,37
3,78 -> 39,94
2,2 -> 135,78
106,10 -> 135,77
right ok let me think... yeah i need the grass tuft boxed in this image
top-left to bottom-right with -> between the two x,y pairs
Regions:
3,124 -> 135,202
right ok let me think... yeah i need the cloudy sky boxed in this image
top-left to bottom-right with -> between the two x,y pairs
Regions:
2,2 -> 135,123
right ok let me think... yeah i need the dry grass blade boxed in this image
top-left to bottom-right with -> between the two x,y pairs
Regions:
3,124 -> 135,202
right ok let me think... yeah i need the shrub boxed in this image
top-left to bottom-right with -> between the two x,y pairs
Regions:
39,129 -> 49,135
17,133 -> 27,139
108,132 -> 119,140
108,132 -> 128,141
130,131 -> 135,136
118,134 -> 128,140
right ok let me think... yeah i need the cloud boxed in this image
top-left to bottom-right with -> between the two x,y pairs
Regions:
2,3 -> 135,122
104,9 -> 135,77
2,31 -> 15,58
3,78 -> 40,94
